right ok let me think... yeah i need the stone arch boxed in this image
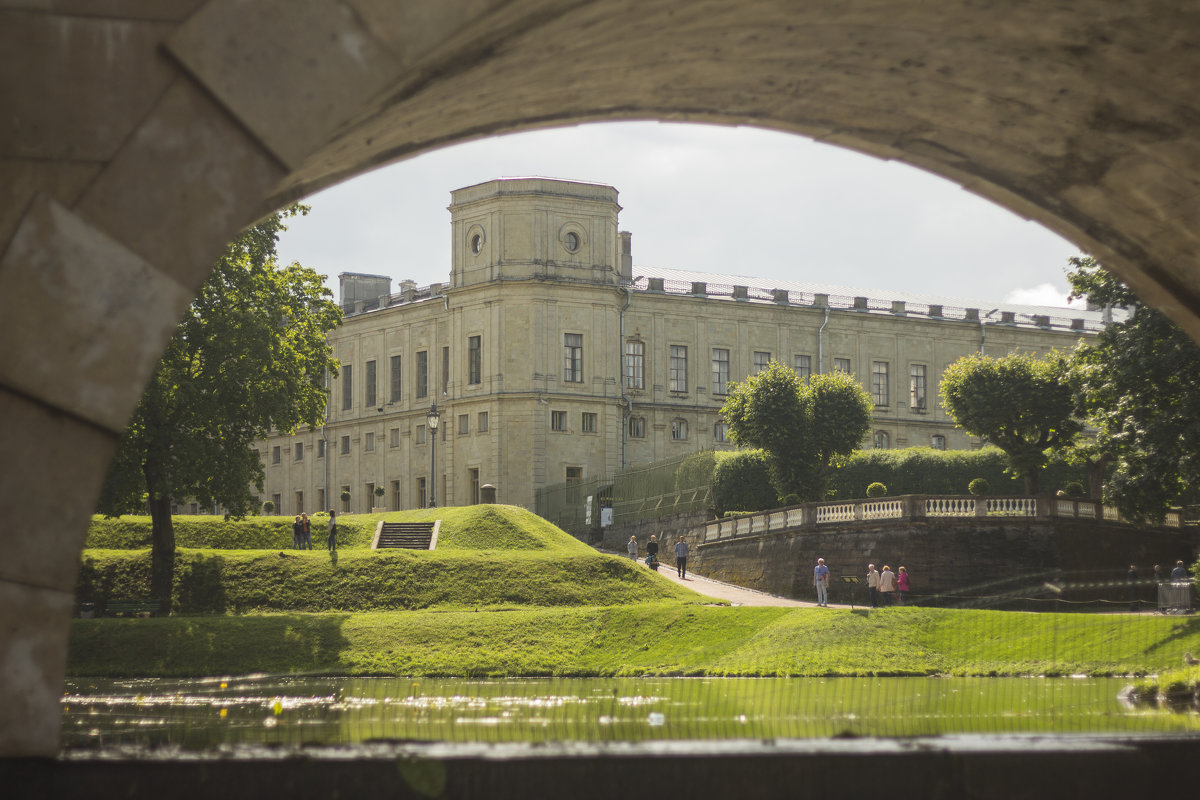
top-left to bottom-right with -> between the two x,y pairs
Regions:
6,0 -> 1200,755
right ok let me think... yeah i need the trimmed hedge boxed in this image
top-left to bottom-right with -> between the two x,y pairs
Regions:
85,514 -> 375,550
711,449 -> 778,515
825,447 -> 1090,500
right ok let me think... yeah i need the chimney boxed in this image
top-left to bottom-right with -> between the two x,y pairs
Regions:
618,231 -> 633,279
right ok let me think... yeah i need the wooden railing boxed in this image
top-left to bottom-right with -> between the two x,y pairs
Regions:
700,494 -> 1181,544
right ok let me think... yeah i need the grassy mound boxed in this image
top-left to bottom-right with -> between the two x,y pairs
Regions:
68,605 -> 1200,678
84,505 -> 589,552
76,547 -> 704,614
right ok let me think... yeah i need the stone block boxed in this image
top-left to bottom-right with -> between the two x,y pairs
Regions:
0,579 -> 74,757
0,158 -> 100,257
0,0 -> 207,21
0,389 -> 120,590
0,196 -> 192,433
168,0 -> 403,168
77,78 -> 287,291
0,12 -> 176,161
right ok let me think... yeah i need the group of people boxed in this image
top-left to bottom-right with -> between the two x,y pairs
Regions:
865,563 -> 909,607
626,534 -> 690,579
812,558 -> 910,608
291,510 -> 339,551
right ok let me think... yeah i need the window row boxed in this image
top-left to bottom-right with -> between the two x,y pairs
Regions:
337,339 -> 486,412
872,431 -> 947,450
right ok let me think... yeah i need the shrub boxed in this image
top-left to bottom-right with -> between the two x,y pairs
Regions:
866,482 -> 887,498
674,450 -> 718,493
1062,481 -> 1085,498
340,489 -> 351,502
779,493 -> 803,507
711,449 -> 778,516
968,478 -> 989,496
261,500 -> 274,514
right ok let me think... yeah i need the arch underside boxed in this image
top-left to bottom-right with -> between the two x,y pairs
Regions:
3,0 -> 1200,755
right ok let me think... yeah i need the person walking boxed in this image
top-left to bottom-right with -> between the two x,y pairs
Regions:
674,537 -> 689,579
878,565 -> 896,606
896,566 -> 910,605
866,563 -> 880,608
646,534 -> 659,570
813,557 -> 830,607
1128,564 -> 1139,612
300,513 -> 312,550
626,535 -> 638,560
292,515 -> 303,550
327,509 -> 338,552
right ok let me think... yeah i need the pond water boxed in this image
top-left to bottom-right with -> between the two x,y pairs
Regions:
61,676 -> 1200,750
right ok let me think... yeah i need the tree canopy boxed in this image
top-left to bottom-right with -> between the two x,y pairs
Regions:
938,351 -> 1081,494
720,361 -> 872,501
97,206 -> 341,608
1067,256 -> 1200,521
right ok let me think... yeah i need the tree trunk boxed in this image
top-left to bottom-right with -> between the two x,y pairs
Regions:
146,476 -> 175,616
1024,470 -> 1039,495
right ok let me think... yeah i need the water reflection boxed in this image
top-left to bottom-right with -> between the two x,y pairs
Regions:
61,676 -> 1200,750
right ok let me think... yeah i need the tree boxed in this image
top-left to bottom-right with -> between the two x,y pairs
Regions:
938,351 -> 1081,494
96,206 -> 341,611
720,361 -> 872,500
1067,256 -> 1200,521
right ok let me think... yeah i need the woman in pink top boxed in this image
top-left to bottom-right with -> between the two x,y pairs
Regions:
896,566 -> 909,605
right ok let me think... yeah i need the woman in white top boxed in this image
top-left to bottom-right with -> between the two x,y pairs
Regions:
878,565 -> 897,606
626,535 -> 638,559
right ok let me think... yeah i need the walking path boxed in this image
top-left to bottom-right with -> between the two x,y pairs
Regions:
649,563 -> 809,607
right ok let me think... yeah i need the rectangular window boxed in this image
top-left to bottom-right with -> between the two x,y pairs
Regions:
468,335 -> 482,385
672,418 -> 689,440
416,351 -> 428,399
582,412 -> 597,433
342,364 -> 353,410
628,416 -> 646,438
551,410 -> 568,431
365,431 -> 375,452
340,435 -> 350,455
458,414 -> 469,435
272,493 -> 281,513
565,467 -> 583,483
416,424 -> 426,444
478,411 -> 489,432
272,445 -> 281,464
910,364 -> 928,410
714,421 -> 729,442
365,482 -> 375,509
564,333 -> 583,382
833,357 -> 851,374
669,345 -> 688,393
872,361 -> 889,406
469,468 -> 480,505
294,442 -> 304,461
417,477 -> 427,509
317,438 -> 325,458
389,427 -> 400,448
442,346 -> 450,395
624,340 -> 645,390
341,485 -> 350,513
793,354 -> 812,382
753,351 -> 771,374
391,480 -> 401,511
365,359 -> 377,408
712,348 -> 730,395
317,488 -> 325,513
931,434 -> 946,450
390,354 -> 402,402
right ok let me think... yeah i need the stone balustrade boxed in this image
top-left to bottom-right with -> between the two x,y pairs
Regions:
701,495 -> 1182,544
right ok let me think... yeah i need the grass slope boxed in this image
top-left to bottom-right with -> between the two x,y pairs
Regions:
68,605 -> 1200,678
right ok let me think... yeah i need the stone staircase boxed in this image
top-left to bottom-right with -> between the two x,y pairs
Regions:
372,520 -> 439,550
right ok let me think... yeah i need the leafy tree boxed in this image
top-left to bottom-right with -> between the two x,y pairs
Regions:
938,351 -> 1081,494
1067,256 -> 1200,521
96,206 -> 341,611
721,361 -> 872,500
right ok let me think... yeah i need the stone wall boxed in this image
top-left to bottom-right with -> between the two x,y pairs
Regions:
608,514 -> 1200,607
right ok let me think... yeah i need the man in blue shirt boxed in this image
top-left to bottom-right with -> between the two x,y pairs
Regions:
813,557 -> 830,607
674,538 -> 689,579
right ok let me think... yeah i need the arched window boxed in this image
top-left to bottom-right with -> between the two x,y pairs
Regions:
873,430 -> 890,449
671,418 -> 689,440
628,416 -> 646,439
931,434 -> 946,450
713,421 -> 729,443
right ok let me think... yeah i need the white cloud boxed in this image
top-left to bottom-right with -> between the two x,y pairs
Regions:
1004,283 -> 1078,308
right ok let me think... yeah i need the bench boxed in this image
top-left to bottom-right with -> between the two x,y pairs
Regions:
104,599 -> 158,618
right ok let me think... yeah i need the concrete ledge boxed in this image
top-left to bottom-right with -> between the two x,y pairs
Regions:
7,735 -> 1200,799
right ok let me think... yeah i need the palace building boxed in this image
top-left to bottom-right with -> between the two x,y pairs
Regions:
257,177 -> 1107,515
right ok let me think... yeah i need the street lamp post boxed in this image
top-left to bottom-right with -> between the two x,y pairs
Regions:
427,403 -> 440,507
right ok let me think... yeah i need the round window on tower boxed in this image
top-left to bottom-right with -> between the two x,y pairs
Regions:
470,232 -> 483,255
564,232 -> 580,253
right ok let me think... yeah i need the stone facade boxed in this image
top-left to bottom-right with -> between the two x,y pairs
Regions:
259,177 -> 1104,514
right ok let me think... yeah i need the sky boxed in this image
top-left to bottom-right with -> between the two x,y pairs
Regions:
275,122 -> 1085,309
